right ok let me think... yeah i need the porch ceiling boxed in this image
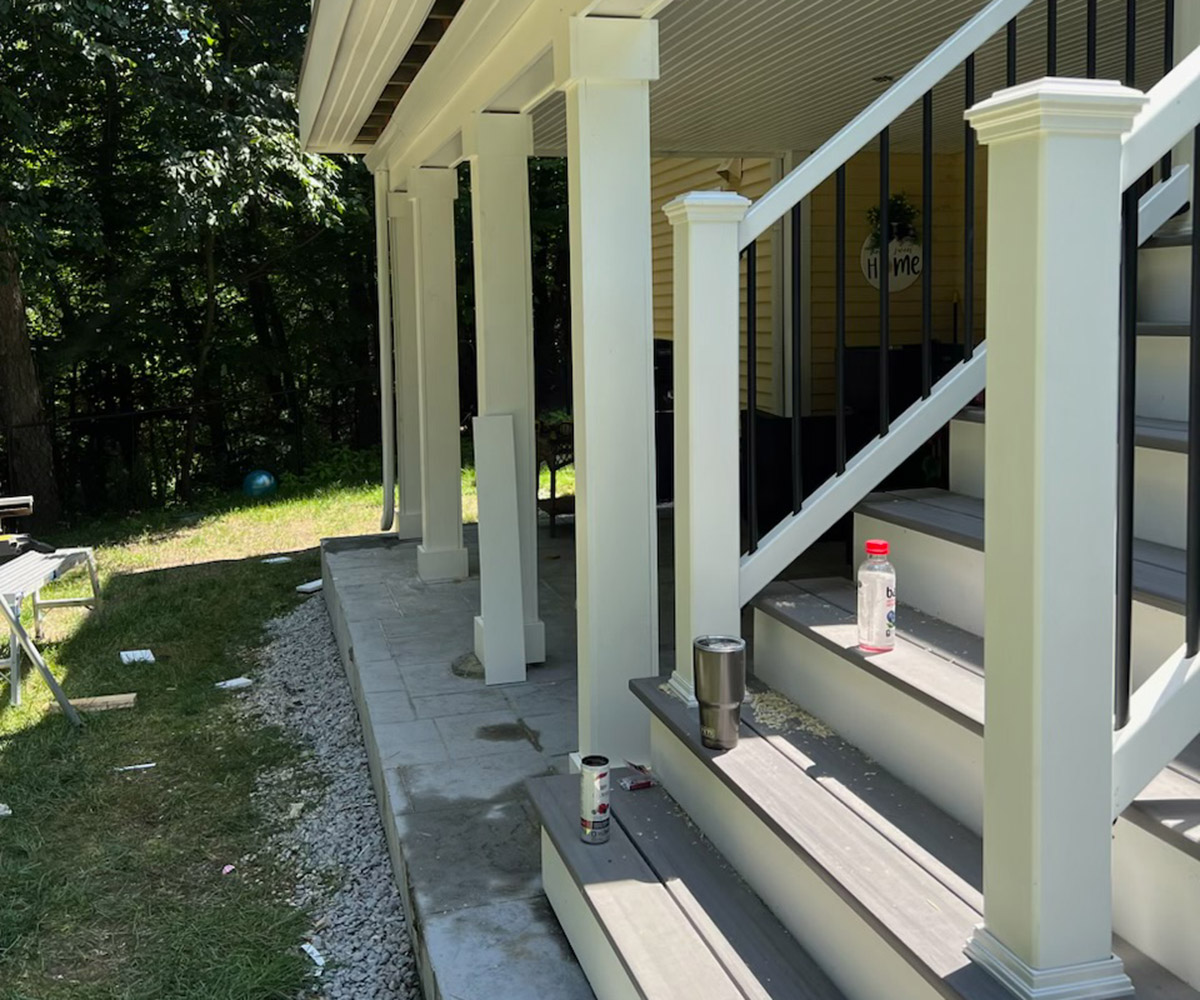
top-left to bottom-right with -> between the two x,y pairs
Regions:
530,0 -> 1167,158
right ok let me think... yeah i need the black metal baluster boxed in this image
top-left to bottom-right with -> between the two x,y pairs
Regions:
1006,18 -> 1017,86
1187,127 -> 1200,656
791,201 -> 803,512
1116,187 -> 1139,729
879,127 -> 891,435
1087,0 -> 1098,76
746,241 -> 759,551
964,55 -> 976,361
1047,0 -> 1058,74
1126,0 -> 1137,85
1162,0 -> 1176,179
835,166 -> 847,475
922,91 -> 933,398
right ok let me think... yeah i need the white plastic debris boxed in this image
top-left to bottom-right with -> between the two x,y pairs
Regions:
113,763 -> 157,772
215,677 -> 254,691
261,556 -> 293,565
295,579 -> 323,595
301,942 -> 326,970
287,802 -> 305,820
119,649 -> 156,665
0,803 -> 11,819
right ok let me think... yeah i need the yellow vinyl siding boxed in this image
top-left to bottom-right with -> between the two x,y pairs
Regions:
651,156 -> 779,412
807,147 -> 988,413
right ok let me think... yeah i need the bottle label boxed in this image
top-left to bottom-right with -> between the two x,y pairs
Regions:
858,573 -> 896,651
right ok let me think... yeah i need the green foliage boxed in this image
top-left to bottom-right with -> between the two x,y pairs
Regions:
0,0 -> 381,514
866,192 -> 921,251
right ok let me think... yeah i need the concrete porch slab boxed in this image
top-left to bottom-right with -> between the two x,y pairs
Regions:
321,525 -> 595,1000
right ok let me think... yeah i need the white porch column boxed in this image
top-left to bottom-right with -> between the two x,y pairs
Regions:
408,166 -> 468,582
388,191 -> 423,539
374,170 -> 398,532
555,15 -> 660,762
664,193 -> 749,703
464,112 -> 545,665
964,79 -> 1146,1000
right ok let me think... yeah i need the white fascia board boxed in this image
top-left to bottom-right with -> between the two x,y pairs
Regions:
298,0 -> 353,149
366,0 -> 675,177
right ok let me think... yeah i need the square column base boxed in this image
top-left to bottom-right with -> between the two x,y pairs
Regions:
473,617 -> 546,669
417,545 -> 469,583
965,927 -> 1133,1000
394,510 -> 422,540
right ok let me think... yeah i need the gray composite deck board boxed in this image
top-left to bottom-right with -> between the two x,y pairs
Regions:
527,774 -> 745,1000
632,679 -> 1200,1000
955,408 -> 1188,453
629,679 -> 1012,1000
753,581 -> 984,732
855,490 -> 1186,611
610,783 -> 847,1000
1137,321 -> 1190,336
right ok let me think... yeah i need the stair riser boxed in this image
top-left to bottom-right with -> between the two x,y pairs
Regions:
753,609 -> 983,833
950,419 -> 1190,549
1112,820 -> 1200,992
1138,244 -> 1191,325
1137,335 -> 1191,423
648,716 -> 945,1000
541,833 -> 641,1000
854,513 -> 1183,686
755,613 -> 1200,993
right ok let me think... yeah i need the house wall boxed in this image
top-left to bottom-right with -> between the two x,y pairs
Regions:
808,148 -> 989,413
651,156 -> 780,413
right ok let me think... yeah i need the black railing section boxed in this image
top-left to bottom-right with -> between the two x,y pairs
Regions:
740,0 -> 1179,569
1115,118 -> 1195,731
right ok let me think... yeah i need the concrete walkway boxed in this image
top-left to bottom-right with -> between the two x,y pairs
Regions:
322,523 -> 631,1000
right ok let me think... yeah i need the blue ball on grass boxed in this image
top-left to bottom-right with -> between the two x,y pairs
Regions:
242,469 -> 277,498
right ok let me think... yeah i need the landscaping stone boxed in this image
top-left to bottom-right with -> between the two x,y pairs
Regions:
243,596 -> 418,1000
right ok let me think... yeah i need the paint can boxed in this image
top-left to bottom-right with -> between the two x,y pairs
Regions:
579,755 -> 611,844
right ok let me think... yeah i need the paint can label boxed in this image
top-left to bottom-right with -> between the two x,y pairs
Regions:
579,755 -> 611,844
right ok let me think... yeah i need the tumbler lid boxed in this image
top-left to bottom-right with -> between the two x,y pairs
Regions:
693,635 -> 746,653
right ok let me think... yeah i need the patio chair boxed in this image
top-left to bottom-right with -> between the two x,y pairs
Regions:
0,497 -> 97,724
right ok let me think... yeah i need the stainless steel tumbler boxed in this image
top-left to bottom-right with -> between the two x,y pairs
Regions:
693,635 -> 746,750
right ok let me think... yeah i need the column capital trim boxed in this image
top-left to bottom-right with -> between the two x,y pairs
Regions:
407,165 -> 459,202
966,77 -> 1147,146
664,191 -> 751,226
553,15 -> 659,89
462,112 -> 533,160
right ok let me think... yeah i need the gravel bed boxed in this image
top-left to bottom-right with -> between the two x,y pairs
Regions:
241,596 -> 419,1000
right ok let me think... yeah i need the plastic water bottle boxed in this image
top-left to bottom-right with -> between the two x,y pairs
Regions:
857,539 -> 896,653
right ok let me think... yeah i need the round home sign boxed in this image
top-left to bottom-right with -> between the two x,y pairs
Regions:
860,236 -> 923,292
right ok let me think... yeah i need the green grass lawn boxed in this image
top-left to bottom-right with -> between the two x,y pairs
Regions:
0,459 -> 576,999
0,484 -> 381,1000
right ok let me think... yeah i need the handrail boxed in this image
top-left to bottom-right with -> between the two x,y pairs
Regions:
1121,44 -> 1200,189
739,0 -> 1034,249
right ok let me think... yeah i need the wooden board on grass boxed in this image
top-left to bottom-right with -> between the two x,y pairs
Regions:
49,693 -> 137,713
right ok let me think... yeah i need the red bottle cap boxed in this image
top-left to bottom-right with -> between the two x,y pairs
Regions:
865,539 -> 889,555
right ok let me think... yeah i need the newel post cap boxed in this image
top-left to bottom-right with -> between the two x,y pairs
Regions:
966,77 -> 1147,145
663,191 -> 752,227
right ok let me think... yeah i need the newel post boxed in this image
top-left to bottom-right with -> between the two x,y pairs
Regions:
964,79 -> 1146,1000
664,193 -> 750,703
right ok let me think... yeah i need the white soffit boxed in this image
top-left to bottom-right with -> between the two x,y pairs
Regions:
530,0 -> 1166,157
302,0 -> 439,152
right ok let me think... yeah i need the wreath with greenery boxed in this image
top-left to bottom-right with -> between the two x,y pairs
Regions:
867,193 -> 921,251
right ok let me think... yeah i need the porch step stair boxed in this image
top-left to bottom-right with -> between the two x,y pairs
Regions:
630,677 -> 1200,1000
527,771 -> 847,1000
955,405 -> 1189,453
750,579 -> 1200,991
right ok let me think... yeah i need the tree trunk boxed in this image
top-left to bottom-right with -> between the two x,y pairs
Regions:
0,230 -> 62,525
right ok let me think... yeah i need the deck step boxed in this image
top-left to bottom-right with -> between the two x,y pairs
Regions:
632,677 -> 1200,1000
855,488 -> 1186,614
527,772 -> 846,1000
955,405 -> 1189,453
